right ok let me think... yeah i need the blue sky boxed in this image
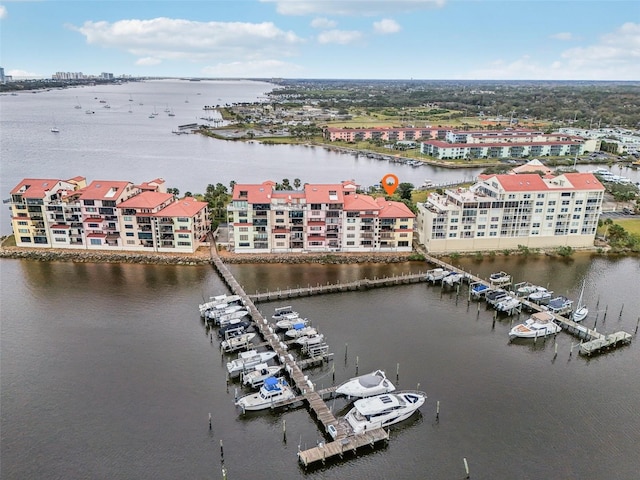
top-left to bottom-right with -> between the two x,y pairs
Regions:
1,1 -> 639,80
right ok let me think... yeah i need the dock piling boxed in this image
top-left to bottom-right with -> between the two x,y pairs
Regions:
209,412 -> 212,430
463,457 -> 470,478
436,400 -> 440,422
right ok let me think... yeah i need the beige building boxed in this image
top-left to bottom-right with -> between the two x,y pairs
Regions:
416,172 -> 604,253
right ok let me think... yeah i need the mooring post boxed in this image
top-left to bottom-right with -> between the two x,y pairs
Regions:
436,400 -> 440,422
344,342 -> 348,362
554,342 -> 558,358
220,439 -> 224,460
209,412 -> 212,430
463,457 -> 470,478
619,304 -> 624,320
283,419 -> 286,441
355,355 -> 359,375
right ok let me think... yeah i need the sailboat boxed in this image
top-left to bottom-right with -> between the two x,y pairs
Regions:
572,280 -> 588,322
74,96 -> 82,109
51,115 -> 60,133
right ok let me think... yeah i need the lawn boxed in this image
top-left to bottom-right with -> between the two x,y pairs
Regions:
616,217 -> 640,236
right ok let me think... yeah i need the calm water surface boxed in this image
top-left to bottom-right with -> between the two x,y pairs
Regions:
2,255 -> 639,479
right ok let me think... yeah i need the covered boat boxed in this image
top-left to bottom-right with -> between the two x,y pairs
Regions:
335,370 -> 396,398
226,349 -> 277,375
235,377 -> 296,411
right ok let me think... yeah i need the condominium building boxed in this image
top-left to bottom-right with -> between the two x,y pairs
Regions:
8,177 -> 210,253
416,172 -> 604,253
324,126 -> 446,142
421,129 -> 598,159
227,181 -> 415,253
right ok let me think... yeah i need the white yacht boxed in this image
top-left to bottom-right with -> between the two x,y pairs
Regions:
572,280 -> 588,323
235,377 -> 296,411
489,271 -> 511,286
205,304 -> 244,321
495,295 -> 521,312
217,310 -> 249,326
227,350 -> 277,376
335,370 -> 396,398
528,287 -> 554,304
426,268 -> 450,282
509,312 -> 561,339
242,364 -> 283,389
342,390 -> 427,436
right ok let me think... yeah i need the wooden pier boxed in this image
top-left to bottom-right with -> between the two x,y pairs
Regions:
297,427 -> 389,467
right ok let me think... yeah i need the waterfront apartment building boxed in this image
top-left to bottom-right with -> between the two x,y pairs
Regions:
227,181 -> 415,253
324,126 -> 446,143
416,172 -> 604,253
8,177 -> 210,253
421,129 -> 598,160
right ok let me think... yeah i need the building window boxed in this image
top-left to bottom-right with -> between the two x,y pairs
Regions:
346,241 -> 355,246
126,232 -> 134,237
177,241 -> 191,246
90,239 -> 101,245
54,237 -> 66,242
20,237 -> 31,243
239,235 -> 249,241
398,241 -> 409,247
238,227 -> 248,232
448,233 -> 457,238
489,232 -> 497,237
125,224 -> 133,229
276,242 -> 285,247
275,234 -> 286,239
178,234 -> 189,238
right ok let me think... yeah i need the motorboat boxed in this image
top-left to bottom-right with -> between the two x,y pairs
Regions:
509,312 -> 561,339
275,313 -> 304,330
342,390 -> 427,436
242,364 -> 283,389
285,324 -> 318,339
221,332 -> 256,353
485,289 -> 508,306
272,305 -> 298,320
199,294 -> 241,314
218,310 -> 249,327
335,370 -> 396,398
227,350 -> 277,376
470,283 -> 490,298
495,295 -> 521,312
442,272 -> 465,286
528,287 -> 553,304
206,304 -> 244,321
546,296 -> 573,315
218,319 -> 252,338
294,333 -> 325,347
489,271 -> 511,286
515,282 -> 542,296
235,377 -> 296,411
572,280 -> 588,323
426,268 -> 451,282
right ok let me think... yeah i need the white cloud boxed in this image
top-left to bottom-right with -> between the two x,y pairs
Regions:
261,0 -> 445,16
373,18 -> 401,34
202,59 -> 303,77
317,29 -> 363,45
136,57 -> 161,66
550,32 -> 574,41
8,69 -> 44,79
0,5 -> 7,20
311,17 -> 337,29
468,22 -> 640,80
68,18 -> 303,64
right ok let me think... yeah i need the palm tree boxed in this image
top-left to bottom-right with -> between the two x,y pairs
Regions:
293,178 -> 301,190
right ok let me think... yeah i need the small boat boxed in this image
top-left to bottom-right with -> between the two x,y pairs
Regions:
199,295 -> 241,314
206,304 -> 244,321
226,350 -> 277,376
50,127 -> 60,133
509,312 -> 561,339
489,271 -> 511,286
285,323 -> 318,339
272,305 -> 298,320
528,287 -> 553,304
341,390 -> 426,437
242,364 -> 283,389
275,312 -> 304,330
235,377 -> 296,411
546,296 -> 573,315
572,280 -> 588,323
470,283 -> 490,298
85,109 -> 95,115
485,289 -> 508,306
442,272 -> 465,286
426,268 -> 450,283
217,309 -> 249,326
335,370 -> 396,398
221,332 -> 256,353
294,333 -> 325,347
218,319 -> 252,338
495,295 -> 521,312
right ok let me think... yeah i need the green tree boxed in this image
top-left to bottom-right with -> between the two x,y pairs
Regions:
397,182 -> 414,200
293,178 -> 301,190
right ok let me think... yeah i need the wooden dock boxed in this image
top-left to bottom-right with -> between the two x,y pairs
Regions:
297,427 -> 389,467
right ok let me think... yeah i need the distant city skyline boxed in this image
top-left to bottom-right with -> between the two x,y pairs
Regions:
1,1 -> 639,81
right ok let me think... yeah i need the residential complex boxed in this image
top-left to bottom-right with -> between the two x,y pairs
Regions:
420,129 -> 598,159
8,177 -> 210,253
324,126 -> 599,160
227,181 -> 415,253
416,170 -> 604,253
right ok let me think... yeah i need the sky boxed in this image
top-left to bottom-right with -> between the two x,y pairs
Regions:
1,0 -> 639,81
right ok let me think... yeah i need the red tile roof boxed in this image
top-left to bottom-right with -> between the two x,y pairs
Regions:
10,178 -> 63,198
80,180 -> 133,201
487,174 -> 549,192
343,194 -> 379,211
555,173 -> 604,190
118,191 -> 174,209
156,197 -> 207,217
304,184 -> 345,204
232,181 -> 276,203
375,197 -> 416,218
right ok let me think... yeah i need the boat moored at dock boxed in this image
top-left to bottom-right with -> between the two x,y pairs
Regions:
226,349 -> 277,376
509,312 -> 561,339
335,370 -> 396,399
235,377 -> 296,411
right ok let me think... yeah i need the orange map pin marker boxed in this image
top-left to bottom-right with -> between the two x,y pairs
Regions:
382,174 -> 399,196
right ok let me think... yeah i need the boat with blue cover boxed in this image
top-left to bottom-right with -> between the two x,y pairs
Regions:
235,377 -> 296,411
